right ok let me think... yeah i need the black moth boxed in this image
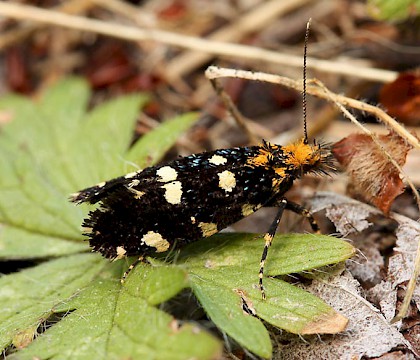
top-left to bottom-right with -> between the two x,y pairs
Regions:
70,20 -> 333,299
70,138 -> 333,298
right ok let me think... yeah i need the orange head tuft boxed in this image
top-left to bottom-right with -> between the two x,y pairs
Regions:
282,138 -> 334,175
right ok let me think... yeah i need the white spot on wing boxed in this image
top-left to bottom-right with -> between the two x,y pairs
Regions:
209,155 -> 227,165
162,181 -> 183,204
141,231 -> 170,252
157,166 -> 178,182
218,170 -> 236,192
97,181 -> 106,188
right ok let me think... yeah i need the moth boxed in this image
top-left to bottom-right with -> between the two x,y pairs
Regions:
70,21 -> 333,299
70,136 -> 333,298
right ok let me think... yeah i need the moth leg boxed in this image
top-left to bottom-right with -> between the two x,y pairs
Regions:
121,256 -> 148,284
285,200 -> 320,233
259,198 -> 287,300
267,197 -> 320,233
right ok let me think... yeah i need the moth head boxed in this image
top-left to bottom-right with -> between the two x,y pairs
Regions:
281,138 -> 335,176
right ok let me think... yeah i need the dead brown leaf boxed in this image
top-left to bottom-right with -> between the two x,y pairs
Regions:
332,132 -> 413,215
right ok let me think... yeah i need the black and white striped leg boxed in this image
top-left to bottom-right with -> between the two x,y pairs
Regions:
121,256 -> 145,284
259,198 -> 287,300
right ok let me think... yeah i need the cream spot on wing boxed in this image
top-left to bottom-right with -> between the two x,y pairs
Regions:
69,192 -> 80,200
141,231 -> 170,252
242,204 -> 254,217
97,181 -> 106,188
157,166 -> 178,182
162,181 -> 183,204
125,171 -> 139,179
115,246 -> 127,260
242,203 -> 263,216
125,179 -> 145,199
128,188 -> 145,199
190,216 -> 196,224
82,227 -> 93,234
218,170 -> 236,192
198,222 -> 218,237
209,155 -> 227,165
128,179 -> 140,187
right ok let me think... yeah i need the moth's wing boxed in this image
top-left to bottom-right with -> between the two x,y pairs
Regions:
69,168 -> 155,205
83,148 -> 278,259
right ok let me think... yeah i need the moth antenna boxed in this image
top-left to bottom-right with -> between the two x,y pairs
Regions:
302,19 -> 311,144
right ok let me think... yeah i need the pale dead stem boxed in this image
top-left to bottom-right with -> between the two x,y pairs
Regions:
0,0 -> 95,49
205,66 -> 420,150
391,231 -> 420,324
163,0 -> 314,80
0,2 -> 397,83
206,65 -> 420,323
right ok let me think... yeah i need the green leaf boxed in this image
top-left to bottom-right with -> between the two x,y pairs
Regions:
367,0 -> 419,21
191,276 -> 272,358
10,263 -> 221,360
0,254 -> 105,350
0,227 -> 86,259
125,112 -> 199,169
0,78 -> 219,360
0,80 -> 148,256
70,93 -> 150,184
181,233 -> 354,357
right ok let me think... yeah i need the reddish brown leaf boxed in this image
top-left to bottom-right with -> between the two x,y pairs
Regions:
380,71 -> 420,126
332,132 -> 413,215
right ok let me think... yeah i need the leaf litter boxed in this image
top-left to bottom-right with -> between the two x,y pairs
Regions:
309,192 -> 420,357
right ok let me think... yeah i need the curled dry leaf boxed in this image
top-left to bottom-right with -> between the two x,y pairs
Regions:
380,71 -> 420,126
332,132 -> 413,215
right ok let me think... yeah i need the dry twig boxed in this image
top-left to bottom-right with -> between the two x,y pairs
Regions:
0,2 -> 397,83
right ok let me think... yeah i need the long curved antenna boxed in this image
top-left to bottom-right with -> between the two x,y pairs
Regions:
303,19 -> 311,144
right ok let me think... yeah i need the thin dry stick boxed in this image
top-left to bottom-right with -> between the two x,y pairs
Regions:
205,66 -> 420,150
165,0 -> 313,80
0,2 -> 397,83
392,230 -> 420,324
208,77 -> 259,145
0,0 -> 95,49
